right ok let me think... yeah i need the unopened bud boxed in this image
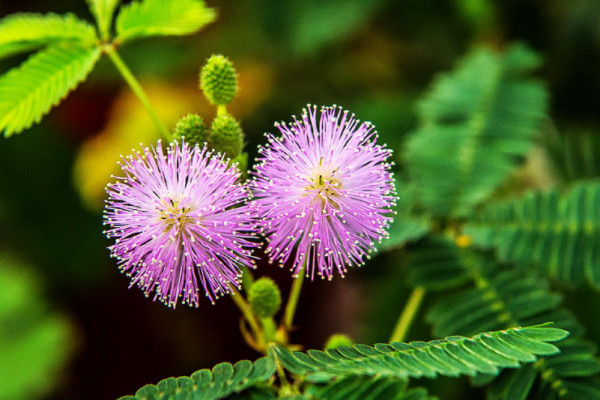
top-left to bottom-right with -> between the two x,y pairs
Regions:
324,333 -> 353,350
200,54 -> 238,106
172,113 -> 208,146
248,277 -> 281,319
209,114 -> 244,159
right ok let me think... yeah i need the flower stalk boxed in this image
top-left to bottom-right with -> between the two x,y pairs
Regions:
283,258 -> 307,331
389,286 -> 426,343
231,286 -> 264,349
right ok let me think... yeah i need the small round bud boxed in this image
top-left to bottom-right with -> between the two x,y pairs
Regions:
209,115 -> 244,159
248,277 -> 281,319
200,54 -> 238,106
172,114 -> 208,146
324,333 -> 353,350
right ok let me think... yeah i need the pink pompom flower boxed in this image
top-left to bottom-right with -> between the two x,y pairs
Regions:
104,140 -> 257,307
251,105 -> 397,280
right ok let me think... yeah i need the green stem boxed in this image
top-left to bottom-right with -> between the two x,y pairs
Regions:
217,104 -> 228,116
241,268 -> 254,292
230,286 -> 263,345
261,317 -> 276,343
103,45 -> 170,140
389,286 -> 426,343
283,258 -> 307,330
273,349 -> 295,396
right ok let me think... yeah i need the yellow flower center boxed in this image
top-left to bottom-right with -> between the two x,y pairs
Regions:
159,197 -> 193,231
304,158 -> 343,208
306,172 -> 342,198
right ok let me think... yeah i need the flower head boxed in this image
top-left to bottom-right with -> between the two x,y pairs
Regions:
104,140 -> 256,307
251,105 -> 397,279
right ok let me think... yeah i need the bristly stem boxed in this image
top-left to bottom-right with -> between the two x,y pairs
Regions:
389,286 -> 426,343
230,286 -> 263,347
283,258 -> 308,331
103,45 -> 170,140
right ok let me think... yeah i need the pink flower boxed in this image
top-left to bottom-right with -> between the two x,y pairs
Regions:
251,105 -> 396,280
104,140 -> 256,307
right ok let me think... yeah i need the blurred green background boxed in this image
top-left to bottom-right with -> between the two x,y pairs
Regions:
0,0 -> 599,399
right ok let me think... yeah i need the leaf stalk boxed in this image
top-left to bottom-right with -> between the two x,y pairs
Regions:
103,44 -> 170,140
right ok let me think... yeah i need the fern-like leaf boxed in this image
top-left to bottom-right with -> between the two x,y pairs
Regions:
118,356 -> 276,400
482,339 -> 600,399
405,43 -> 548,217
271,324 -> 567,383
542,126 -> 600,183
304,376 -> 437,400
0,13 -> 96,59
115,0 -> 216,43
464,181 -> 600,288
86,0 -> 120,40
228,386 -> 277,400
379,182 -> 430,251
410,239 -> 600,399
0,42 -> 101,137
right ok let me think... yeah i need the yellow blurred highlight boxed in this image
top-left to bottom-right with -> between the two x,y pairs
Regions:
73,81 -> 199,211
455,234 -> 472,248
73,60 -> 273,211
223,60 -> 274,120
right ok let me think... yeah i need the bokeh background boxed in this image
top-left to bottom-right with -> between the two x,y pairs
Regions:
1,0 -> 600,399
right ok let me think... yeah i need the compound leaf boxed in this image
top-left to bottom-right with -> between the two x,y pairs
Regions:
379,182 -> 430,251
405,43 -> 548,217
271,325 -> 567,382
413,238 -> 600,399
118,356 -> 276,400
305,376 -> 436,400
86,0 -> 121,40
0,13 -> 96,59
115,0 -> 216,43
465,181 -> 600,288
0,42 -> 101,137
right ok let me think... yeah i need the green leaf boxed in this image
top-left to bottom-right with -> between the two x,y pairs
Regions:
485,339 -> 600,399
229,386 -> 277,400
303,376 -> 437,399
542,126 -> 600,182
86,0 -> 121,40
465,180 -> 600,288
408,237 -> 475,290
379,182 -> 430,251
306,376 -> 437,400
501,364 -> 536,400
414,239 -> 600,399
271,325 -> 567,383
401,388 -> 438,400
119,356 -> 276,400
0,255 -> 74,400
405,43 -> 548,217
0,42 -> 101,137
561,378 -> 600,400
416,240 -> 574,338
115,0 -> 216,43
0,13 -> 96,59
286,0 -> 386,56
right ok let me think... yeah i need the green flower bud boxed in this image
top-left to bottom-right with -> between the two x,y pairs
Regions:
172,113 -> 208,146
200,54 -> 238,106
232,152 -> 248,178
324,333 -> 353,350
209,114 -> 244,159
248,277 -> 281,319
